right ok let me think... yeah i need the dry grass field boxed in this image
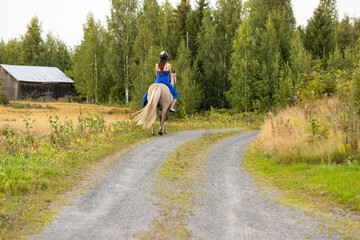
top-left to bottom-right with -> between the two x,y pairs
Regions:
0,101 -> 131,135
251,97 -> 347,164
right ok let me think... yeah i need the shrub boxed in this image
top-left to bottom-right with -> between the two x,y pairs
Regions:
29,90 -> 40,100
0,88 -> 9,105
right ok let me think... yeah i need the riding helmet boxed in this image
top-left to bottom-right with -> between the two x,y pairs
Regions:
160,51 -> 169,59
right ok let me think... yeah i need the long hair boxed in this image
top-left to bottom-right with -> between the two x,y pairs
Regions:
158,58 -> 167,76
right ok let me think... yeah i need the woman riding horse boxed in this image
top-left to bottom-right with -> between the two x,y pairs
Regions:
142,51 -> 178,113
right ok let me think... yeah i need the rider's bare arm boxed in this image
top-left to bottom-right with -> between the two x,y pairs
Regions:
168,64 -> 172,80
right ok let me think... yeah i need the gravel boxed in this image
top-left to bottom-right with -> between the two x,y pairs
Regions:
31,129 -> 238,240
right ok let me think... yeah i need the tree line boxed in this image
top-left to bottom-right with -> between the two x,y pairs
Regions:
0,0 -> 359,115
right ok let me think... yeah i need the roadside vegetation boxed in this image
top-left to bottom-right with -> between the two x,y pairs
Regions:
248,97 -> 360,199
245,96 -> 360,236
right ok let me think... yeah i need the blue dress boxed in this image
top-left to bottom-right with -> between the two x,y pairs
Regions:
142,69 -> 178,107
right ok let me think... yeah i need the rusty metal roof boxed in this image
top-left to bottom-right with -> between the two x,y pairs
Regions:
0,64 -> 74,84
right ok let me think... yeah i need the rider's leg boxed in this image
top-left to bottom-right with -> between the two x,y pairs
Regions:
170,99 -> 177,111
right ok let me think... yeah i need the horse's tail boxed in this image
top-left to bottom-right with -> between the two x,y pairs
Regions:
133,86 -> 161,129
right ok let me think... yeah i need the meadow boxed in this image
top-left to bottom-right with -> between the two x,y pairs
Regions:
0,101 -> 130,135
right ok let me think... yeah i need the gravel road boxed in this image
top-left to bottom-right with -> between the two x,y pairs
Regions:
31,129 -> 235,240
31,130 -> 337,240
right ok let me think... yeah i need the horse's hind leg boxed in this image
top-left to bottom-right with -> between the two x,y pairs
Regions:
158,109 -> 167,135
158,114 -> 163,135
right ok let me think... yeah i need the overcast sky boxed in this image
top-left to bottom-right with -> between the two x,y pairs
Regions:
0,0 -> 359,47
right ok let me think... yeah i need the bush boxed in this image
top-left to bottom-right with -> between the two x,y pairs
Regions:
0,88 -> 9,105
72,95 -> 87,103
29,90 -> 40,100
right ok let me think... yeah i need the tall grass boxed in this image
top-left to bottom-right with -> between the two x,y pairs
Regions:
252,97 -> 359,165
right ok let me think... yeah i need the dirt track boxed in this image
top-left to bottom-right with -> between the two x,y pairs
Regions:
31,130 -> 338,239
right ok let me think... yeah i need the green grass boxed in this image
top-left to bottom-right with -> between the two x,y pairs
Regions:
0,110 -> 250,239
244,151 -> 360,238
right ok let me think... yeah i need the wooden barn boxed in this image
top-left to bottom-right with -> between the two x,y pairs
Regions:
0,64 -> 74,100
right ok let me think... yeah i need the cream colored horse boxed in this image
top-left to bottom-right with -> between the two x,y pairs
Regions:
134,73 -> 176,135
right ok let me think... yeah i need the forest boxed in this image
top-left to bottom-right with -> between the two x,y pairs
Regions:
0,0 -> 359,116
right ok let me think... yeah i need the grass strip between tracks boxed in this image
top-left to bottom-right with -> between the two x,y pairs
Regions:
136,129 -> 246,239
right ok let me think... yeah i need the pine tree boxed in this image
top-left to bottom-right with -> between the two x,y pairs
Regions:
195,9 -> 225,109
248,0 -> 294,27
304,0 -> 338,61
247,0 -> 295,63
354,17 -> 360,39
275,63 -> 294,108
226,19 -> 259,112
327,45 -> 353,72
160,0 -> 177,58
336,15 -> 357,52
225,0 -> 296,111
327,46 -> 344,72
186,0 -> 209,56
214,0 -> 242,66
174,41 -> 202,115
214,0 -> 242,97
195,0 -> 243,109
256,16 -> 283,110
174,0 -> 191,52
21,16 -> 43,65
176,0 -> 191,33
289,30 -> 312,83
